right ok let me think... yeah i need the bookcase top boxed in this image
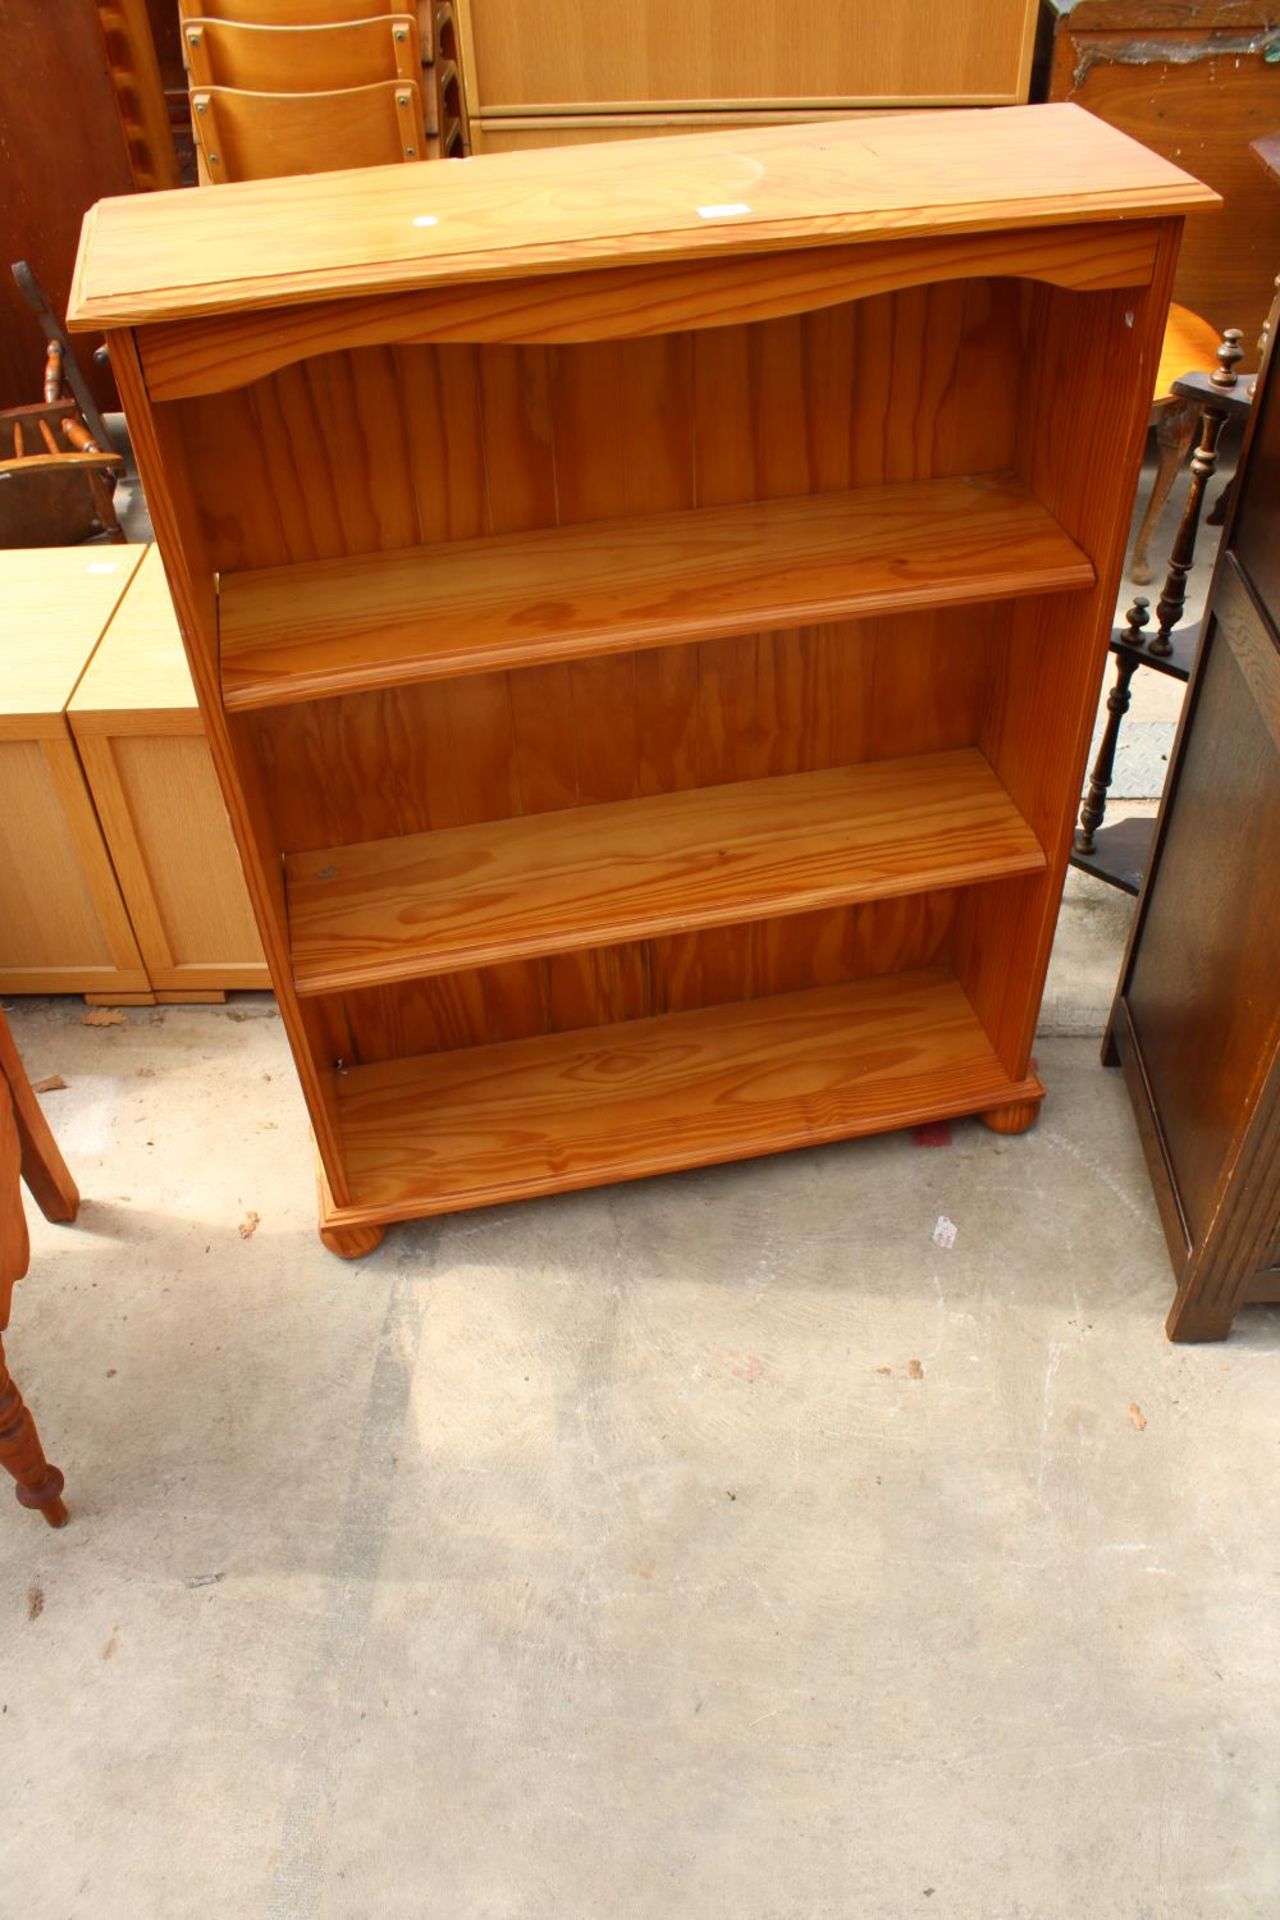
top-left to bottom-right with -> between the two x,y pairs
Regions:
70,103 -> 1216,331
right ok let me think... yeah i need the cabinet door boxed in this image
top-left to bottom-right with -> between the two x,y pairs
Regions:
460,0 -> 1037,114
73,726 -> 269,996
1110,327 -> 1280,1338
0,734 -> 150,998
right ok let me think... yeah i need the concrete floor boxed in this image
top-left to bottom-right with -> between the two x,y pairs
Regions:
2,904 -> 1278,1918
4,436 -> 1275,1916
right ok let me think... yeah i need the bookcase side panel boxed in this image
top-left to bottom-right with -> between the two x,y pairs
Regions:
114,332 -> 351,1199
953,219 -> 1185,1076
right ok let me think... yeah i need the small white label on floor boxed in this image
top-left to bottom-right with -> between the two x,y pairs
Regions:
932,1214 -> 958,1251
696,202 -> 752,218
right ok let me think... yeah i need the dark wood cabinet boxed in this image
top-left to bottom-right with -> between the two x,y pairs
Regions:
1107,320 -> 1280,1341
1044,1 -> 1280,351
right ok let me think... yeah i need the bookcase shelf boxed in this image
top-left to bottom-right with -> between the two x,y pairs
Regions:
73,106 -> 1212,1252
325,968 -> 1044,1226
219,472 -> 1093,712
285,747 -> 1045,996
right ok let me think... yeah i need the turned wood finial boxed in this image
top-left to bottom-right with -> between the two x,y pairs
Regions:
1121,596 -> 1150,648
1211,328 -> 1245,390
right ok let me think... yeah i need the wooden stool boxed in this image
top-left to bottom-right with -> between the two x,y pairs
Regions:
0,1011 -> 77,1528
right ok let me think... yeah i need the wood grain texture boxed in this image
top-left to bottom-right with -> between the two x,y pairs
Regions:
138,220 -> 1162,400
74,733 -> 270,990
68,106 -> 1217,330
286,747 -> 1045,994
87,118 -> 1202,1233
0,0 -> 136,413
324,967 -> 1043,1223
192,80 -> 427,184
183,15 -> 421,91
0,735 -> 151,997
66,543 -> 268,991
952,223 -> 1184,1080
0,1011 -> 80,1236
1106,319 -> 1280,1339
459,0 -> 1038,114
172,284 -> 1026,574
241,605 -> 1001,852
469,111 -> 884,154
319,890 -> 964,1066
106,331 -> 350,1196
219,472 -> 1091,709
1049,5 -> 1279,348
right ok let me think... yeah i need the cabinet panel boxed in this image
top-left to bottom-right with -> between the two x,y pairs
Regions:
0,738 -> 149,996
461,0 -> 1038,113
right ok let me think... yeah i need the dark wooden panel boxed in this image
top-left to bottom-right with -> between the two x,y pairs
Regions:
1108,303 -> 1280,1339
1126,578 -> 1280,1243
0,0 -> 134,412
1229,333 -> 1280,618
1047,2 -> 1280,346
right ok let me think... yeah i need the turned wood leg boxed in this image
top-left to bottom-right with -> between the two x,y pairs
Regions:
1075,642 -> 1143,855
0,1014 -> 79,1225
980,1100 -> 1041,1136
320,1222 -> 386,1260
0,1336 -> 67,1527
1129,401 -> 1195,585
1148,400 -> 1229,657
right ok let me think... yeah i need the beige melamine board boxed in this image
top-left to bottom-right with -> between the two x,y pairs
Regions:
0,546 -> 145,728
462,0 -> 1037,114
68,105 -> 1218,330
70,544 -> 197,723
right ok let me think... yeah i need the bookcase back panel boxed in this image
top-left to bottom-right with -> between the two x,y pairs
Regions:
238,605 -> 1004,856
308,888 -> 964,1065
170,278 -> 1028,575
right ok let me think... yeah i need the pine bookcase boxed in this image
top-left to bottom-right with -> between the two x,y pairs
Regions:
70,105 -> 1216,1254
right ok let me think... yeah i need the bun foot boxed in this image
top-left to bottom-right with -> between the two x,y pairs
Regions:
980,1099 -> 1041,1136
319,1221 -> 386,1259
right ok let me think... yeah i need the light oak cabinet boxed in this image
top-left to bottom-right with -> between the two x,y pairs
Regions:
0,548 -> 152,1000
70,106 -> 1214,1254
456,0 -> 1039,114
0,544 -> 268,1005
68,545 -> 270,1003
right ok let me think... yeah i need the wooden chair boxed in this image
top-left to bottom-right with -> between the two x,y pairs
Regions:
192,78 -> 427,179
0,343 -> 126,548
183,14 -> 422,91
1128,302 -> 1225,584
433,2 -> 469,153
0,1012 -> 76,1529
180,0 -> 434,55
